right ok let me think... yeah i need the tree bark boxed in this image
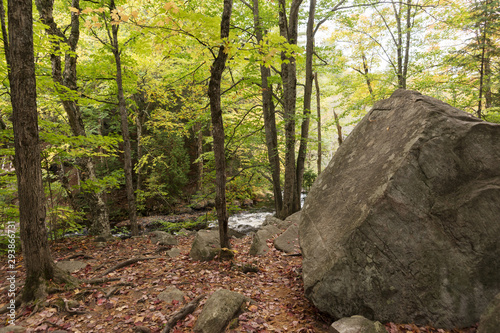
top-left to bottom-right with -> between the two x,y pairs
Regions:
251,0 -> 283,216
314,73 -> 321,175
8,0 -> 55,302
208,0 -> 233,249
333,110 -> 343,146
296,0 -> 316,204
35,0 -> 111,237
279,0 -> 303,218
110,0 -> 139,236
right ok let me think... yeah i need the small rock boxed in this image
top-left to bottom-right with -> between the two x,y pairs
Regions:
150,231 -> 178,246
249,225 -> 281,256
55,260 -> 87,273
166,248 -> 181,258
158,286 -> 185,304
189,230 -> 220,261
262,216 -> 290,230
194,289 -> 250,333
330,316 -> 386,333
133,326 -> 151,333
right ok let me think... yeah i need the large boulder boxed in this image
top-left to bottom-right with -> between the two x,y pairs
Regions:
478,293 -> 500,333
299,89 -> 500,328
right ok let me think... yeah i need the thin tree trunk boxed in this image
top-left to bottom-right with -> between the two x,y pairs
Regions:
296,0 -> 316,204
333,110 -> 343,146
279,0 -> 303,218
314,73 -> 321,175
208,0 -> 233,250
477,27 -> 487,119
8,0 -> 55,302
110,1 -> 139,236
251,0 -> 283,216
361,54 -> 374,98
35,0 -> 111,237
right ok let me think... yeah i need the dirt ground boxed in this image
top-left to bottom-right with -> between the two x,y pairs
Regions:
0,232 -> 479,332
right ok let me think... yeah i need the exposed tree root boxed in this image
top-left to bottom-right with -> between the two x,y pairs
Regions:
161,294 -> 206,333
83,277 -> 121,284
64,253 -> 95,260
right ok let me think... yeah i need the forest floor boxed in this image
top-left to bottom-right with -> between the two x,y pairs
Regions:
1,230 -> 479,333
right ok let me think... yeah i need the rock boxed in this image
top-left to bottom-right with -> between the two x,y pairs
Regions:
194,289 -> 249,333
284,210 -> 301,225
149,231 -> 178,246
133,326 -> 151,333
274,223 -> 299,254
262,216 -> 290,230
177,228 -> 195,236
189,230 -> 220,261
248,225 -> 281,256
299,89 -> 500,328
166,248 -> 181,258
242,198 -> 253,206
55,260 -> 87,273
478,293 -> 500,333
330,316 -> 386,333
0,326 -> 26,333
158,286 -> 185,304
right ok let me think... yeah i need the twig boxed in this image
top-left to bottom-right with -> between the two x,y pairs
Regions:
64,253 -> 95,260
99,256 -> 161,277
162,294 -> 206,333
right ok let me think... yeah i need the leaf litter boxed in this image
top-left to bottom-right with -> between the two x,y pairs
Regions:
0,233 -> 479,332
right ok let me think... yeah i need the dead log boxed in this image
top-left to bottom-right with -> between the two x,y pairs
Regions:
161,294 -> 206,333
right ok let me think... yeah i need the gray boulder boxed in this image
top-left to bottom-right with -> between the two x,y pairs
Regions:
262,215 -> 290,230
149,231 -> 178,246
478,293 -> 500,333
300,89 -> 500,328
284,211 -> 301,225
274,223 -> 299,254
194,289 -> 248,333
189,230 -> 220,261
248,225 -> 281,255
330,316 -> 386,333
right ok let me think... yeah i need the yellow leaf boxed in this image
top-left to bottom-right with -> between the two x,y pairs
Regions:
69,6 -> 80,13
131,10 -> 139,18
164,2 -> 173,11
81,8 -> 93,14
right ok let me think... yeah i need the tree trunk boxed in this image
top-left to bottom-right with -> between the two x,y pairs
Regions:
8,0 -> 56,302
314,73 -> 322,175
333,110 -> 343,146
279,0 -> 303,218
35,0 -> 111,237
110,1 -> 139,236
251,0 -> 283,216
296,0 -> 316,204
208,0 -> 233,250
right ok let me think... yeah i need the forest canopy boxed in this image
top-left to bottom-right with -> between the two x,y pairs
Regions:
0,0 -> 498,238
